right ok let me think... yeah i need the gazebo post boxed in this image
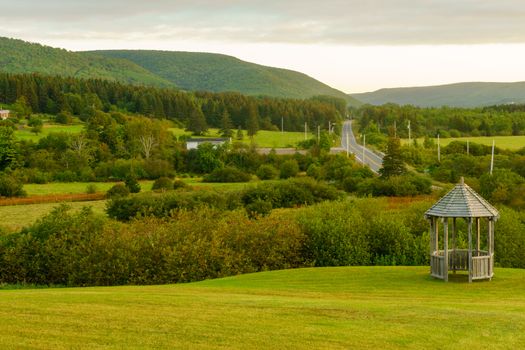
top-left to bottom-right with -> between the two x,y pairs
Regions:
434,218 -> 439,252
452,218 -> 457,274
476,218 -> 480,256
489,219 -> 494,280
468,218 -> 473,283
443,218 -> 449,282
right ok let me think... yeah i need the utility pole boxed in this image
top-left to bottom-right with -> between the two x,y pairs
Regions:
407,120 -> 411,146
281,117 -> 284,133
490,139 -> 495,175
304,122 -> 307,140
394,120 -> 397,138
437,134 -> 441,162
346,133 -> 349,157
362,134 -> 366,166
467,140 -> 469,155
328,121 -> 331,134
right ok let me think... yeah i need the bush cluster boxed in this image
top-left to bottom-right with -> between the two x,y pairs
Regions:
0,198 -> 523,287
0,174 -> 26,198
0,206 -> 304,286
106,178 -> 341,221
203,166 -> 251,183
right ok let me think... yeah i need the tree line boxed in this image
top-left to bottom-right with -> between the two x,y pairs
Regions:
0,73 -> 345,133
355,103 -> 525,139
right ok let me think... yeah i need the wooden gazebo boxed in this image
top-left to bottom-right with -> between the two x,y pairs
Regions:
425,178 -> 499,282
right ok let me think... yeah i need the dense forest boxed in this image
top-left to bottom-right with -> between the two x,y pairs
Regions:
355,103 -> 525,140
0,73 -> 345,132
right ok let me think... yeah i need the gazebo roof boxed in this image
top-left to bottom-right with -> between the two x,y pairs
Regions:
425,178 -> 499,219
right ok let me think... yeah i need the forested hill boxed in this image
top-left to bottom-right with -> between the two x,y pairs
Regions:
0,37 -> 174,87
0,37 -> 360,104
350,81 -> 525,107
88,50 -> 360,105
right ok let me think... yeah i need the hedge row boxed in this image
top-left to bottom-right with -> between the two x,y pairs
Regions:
1,198 -> 523,287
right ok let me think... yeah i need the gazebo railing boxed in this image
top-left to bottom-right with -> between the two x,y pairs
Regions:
430,250 -> 493,280
472,253 -> 494,280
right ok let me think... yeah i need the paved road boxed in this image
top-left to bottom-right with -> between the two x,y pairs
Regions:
340,120 -> 384,173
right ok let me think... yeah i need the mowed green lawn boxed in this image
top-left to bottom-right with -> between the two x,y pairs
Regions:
169,127 -> 309,148
0,266 -> 524,348
14,124 -> 84,141
402,135 -> 525,150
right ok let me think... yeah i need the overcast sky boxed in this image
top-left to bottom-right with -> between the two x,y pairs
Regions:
1,0 -> 525,92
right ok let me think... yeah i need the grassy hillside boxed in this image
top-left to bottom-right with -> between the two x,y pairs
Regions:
90,50 -> 361,104
0,37 -> 174,87
0,266 -> 524,348
351,81 -> 525,107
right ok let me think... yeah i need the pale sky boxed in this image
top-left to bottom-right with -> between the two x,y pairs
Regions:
1,0 -> 525,93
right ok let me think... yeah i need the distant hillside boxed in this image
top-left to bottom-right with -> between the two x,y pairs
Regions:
90,50 -> 361,105
351,82 -> 525,107
0,37 -> 174,87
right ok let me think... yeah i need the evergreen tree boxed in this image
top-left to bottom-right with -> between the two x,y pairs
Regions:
219,110 -> 233,138
186,106 -> 208,136
246,104 -> 259,137
236,126 -> 244,140
379,137 -> 406,178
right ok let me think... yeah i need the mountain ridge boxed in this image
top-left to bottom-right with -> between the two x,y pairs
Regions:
0,36 -> 359,105
88,49 -> 360,104
350,81 -> 525,107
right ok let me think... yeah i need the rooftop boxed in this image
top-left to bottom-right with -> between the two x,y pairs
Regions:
425,178 -> 499,219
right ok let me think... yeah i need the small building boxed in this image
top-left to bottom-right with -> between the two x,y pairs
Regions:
0,110 -> 10,120
186,138 -> 230,150
425,177 -> 499,282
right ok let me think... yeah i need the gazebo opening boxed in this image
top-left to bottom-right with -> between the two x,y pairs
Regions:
425,177 -> 499,282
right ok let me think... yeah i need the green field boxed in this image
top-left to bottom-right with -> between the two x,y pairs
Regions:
0,200 -> 107,233
169,127 -> 310,148
0,266 -> 524,348
23,181 -> 154,196
14,123 -> 84,141
402,135 -> 525,150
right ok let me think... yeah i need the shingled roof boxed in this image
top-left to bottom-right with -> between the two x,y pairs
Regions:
425,178 -> 499,219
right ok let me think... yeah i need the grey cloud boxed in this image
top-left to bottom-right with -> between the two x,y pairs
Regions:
1,0 -> 525,45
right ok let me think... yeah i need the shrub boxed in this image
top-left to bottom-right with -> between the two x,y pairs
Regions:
86,184 -> 98,194
0,175 -> 26,197
151,177 -> 173,192
298,199 -> 371,266
245,199 -> 273,219
357,174 -> 431,197
143,159 -> 175,179
256,164 -> 279,180
242,178 -> 341,210
94,160 -> 147,181
203,166 -> 251,183
55,111 -> 73,124
106,184 -> 130,199
106,190 -> 243,221
279,159 -> 299,179
173,179 -> 187,190
306,164 -> 321,179
125,176 -> 141,193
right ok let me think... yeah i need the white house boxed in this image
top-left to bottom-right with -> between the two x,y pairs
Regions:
186,138 -> 230,150
0,110 -> 10,120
